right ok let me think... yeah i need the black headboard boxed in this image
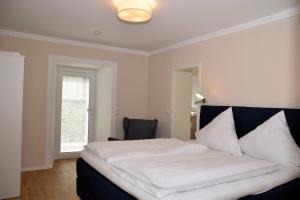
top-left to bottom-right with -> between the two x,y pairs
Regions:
199,105 -> 300,147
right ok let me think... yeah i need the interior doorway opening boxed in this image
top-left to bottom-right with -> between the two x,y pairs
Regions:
171,66 -> 201,140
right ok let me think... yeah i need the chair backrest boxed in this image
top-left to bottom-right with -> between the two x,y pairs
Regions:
123,117 -> 158,140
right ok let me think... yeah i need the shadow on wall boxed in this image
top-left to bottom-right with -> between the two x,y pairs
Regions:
294,16 -> 300,108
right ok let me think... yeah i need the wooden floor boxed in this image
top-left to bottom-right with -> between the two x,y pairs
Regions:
7,159 -> 79,200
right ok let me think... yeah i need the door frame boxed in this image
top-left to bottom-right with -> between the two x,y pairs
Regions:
54,66 -> 96,159
170,64 -> 202,140
46,55 -> 117,168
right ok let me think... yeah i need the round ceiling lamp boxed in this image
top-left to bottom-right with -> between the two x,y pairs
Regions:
115,0 -> 155,23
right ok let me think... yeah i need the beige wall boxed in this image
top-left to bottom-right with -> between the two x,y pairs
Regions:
0,36 -> 149,168
1,14 -> 299,168
148,15 -> 300,138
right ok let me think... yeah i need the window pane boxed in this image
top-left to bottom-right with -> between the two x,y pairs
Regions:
60,76 -> 89,152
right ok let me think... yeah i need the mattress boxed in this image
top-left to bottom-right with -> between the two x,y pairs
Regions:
80,149 -> 300,200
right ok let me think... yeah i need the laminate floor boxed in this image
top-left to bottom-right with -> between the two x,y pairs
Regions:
6,159 -> 79,200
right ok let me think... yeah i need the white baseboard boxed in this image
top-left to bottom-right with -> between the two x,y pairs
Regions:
55,155 -> 80,160
21,164 -> 53,172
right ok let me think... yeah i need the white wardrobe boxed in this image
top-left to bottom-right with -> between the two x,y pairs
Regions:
0,52 -> 24,199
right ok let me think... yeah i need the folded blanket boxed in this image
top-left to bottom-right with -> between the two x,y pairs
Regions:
111,151 -> 281,198
85,138 -> 208,163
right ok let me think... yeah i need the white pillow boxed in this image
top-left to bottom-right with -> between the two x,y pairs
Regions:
239,111 -> 300,166
195,107 -> 242,156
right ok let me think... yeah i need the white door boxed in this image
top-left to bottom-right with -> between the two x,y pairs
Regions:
55,67 -> 95,158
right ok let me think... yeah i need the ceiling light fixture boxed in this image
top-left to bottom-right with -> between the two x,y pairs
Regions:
114,0 -> 155,23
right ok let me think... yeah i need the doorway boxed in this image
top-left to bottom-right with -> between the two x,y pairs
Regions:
47,55 -> 117,167
171,66 -> 201,140
55,67 -> 96,158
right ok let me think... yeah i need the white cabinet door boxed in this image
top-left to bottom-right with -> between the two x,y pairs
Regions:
0,52 -> 24,199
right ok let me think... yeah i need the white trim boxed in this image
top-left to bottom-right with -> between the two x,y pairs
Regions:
21,164 -> 53,172
196,66 -> 202,132
0,29 -> 149,56
0,51 -> 23,57
46,55 -> 117,167
150,6 -> 300,55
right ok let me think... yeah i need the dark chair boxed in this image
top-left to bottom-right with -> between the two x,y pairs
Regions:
108,117 -> 158,141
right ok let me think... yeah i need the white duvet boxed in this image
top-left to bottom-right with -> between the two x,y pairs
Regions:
85,138 -> 208,163
111,150 -> 281,198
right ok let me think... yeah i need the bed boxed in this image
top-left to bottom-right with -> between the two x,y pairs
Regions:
76,105 -> 300,200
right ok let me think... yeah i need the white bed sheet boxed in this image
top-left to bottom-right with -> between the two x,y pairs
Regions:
80,149 -> 300,200
111,152 -> 280,198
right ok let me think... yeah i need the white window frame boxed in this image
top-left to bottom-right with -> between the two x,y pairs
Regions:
54,66 -> 96,159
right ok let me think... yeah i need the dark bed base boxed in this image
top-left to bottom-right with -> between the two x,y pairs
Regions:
77,158 -> 300,200
77,158 -> 137,200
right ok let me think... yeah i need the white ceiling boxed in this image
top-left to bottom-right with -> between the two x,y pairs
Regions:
0,0 -> 299,52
